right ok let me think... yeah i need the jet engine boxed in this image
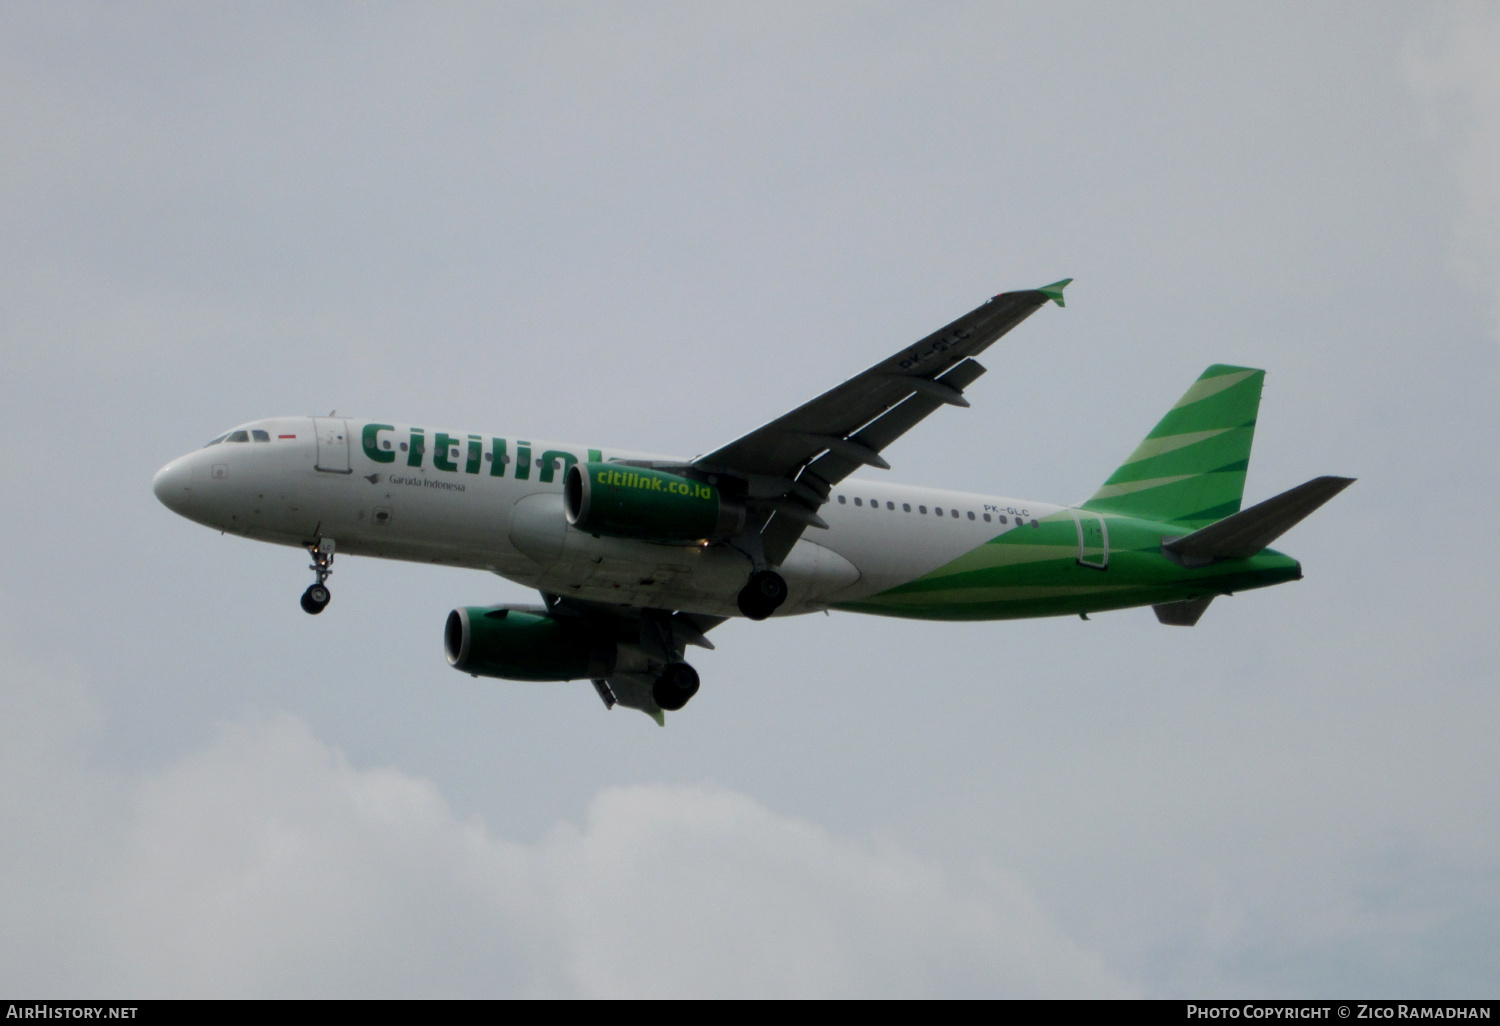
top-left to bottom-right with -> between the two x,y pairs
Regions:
445,605 -> 616,681
564,463 -> 743,542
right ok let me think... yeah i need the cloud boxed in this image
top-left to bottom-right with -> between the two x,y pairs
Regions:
0,646 -> 1128,998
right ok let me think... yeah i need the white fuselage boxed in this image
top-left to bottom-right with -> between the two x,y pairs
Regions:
152,417 -> 1064,619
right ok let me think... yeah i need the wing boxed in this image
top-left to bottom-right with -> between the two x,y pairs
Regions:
694,280 -> 1070,564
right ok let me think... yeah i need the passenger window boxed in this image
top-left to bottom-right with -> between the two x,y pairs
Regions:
903,503 -> 911,513
983,513 -> 991,522
887,501 -> 894,510
399,442 -> 408,452
854,498 -> 862,507
251,429 -> 270,442
1031,519 -> 1039,528
999,515 -> 1008,524
919,505 -> 927,514
951,509 -> 959,518
485,452 -> 493,462
837,495 -> 846,504
226,430 -> 250,443
383,440 -> 393,450
967,511 -> 975,520
934,507 -> 943,516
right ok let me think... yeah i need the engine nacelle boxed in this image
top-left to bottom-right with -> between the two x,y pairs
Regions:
444,606 -> 616,681
565,462 -> 744,542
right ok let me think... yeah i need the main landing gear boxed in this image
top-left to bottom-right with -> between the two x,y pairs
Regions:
300,539 -> 335,615
652,662 -> 701,712
737,570 -> 788,621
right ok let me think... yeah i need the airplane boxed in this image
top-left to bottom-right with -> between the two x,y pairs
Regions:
152,280 -> 1353,723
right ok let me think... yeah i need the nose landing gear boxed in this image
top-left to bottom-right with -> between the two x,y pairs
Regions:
300,539 -> 335,615
737,570 -> 788,620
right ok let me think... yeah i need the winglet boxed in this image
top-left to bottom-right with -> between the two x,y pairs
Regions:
1038,278 -> 1072,307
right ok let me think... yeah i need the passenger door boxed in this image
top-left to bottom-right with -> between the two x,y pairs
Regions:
1070,508 -> 1109,570
314,418 -> 352,474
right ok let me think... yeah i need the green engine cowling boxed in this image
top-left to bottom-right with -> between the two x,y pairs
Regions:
564,462 -> 744,542
445,606 -> 615,681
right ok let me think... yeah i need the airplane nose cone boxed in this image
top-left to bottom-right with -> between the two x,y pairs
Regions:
153,458 -> 193,515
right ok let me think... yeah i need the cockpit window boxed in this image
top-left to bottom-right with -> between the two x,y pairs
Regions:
226,430 -> 250,443
251,429 -> 270,442
203,434 -> 229,447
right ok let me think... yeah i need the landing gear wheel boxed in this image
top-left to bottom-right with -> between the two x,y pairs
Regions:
301,538 -> 336,615
300,583 -> 331,615
652,662 -> 700,711
737,570 -> 788,621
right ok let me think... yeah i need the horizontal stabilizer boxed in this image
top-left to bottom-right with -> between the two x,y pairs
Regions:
1153,596 -> 1214,626
1162,476 -> 1355,566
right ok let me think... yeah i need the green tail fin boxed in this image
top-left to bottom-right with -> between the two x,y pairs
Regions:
1082,364 -> 1264,528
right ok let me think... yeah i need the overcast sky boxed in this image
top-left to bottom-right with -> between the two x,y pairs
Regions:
1,1 -> 1497,998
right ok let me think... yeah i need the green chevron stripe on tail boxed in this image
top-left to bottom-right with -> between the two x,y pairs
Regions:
1081,364 -> 1264,529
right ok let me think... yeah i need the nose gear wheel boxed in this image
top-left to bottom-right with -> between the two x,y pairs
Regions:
301,539 -> 336,615
301,584 -> 330,615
